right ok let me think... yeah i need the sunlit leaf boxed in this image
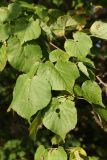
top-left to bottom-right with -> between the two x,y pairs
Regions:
14,19 -> 41,44
0,23 -> 11,42
64,32 -> 92,59
43,98 -> 77,140
7,37 -> 42,73
82,80 -> 105,107
48,146 -> 67,160
0,44 -> 7,71
9,74 -> 51,121
90,21 -> 107,40
34,145 -> 48,160
37,61 -> 79,93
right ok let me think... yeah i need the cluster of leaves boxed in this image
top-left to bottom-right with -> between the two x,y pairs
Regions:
0,0 -> 107,159
34,145 -> 88,160
0,140 -> 27,160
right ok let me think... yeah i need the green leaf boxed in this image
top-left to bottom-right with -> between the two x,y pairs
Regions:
51,135 -> 62,145
70,15 -> 86,30
34,145 -> 48,160
40,21 -> 53,40
15,0 -> 35,10
37,61 -> 79,93
90,21 -> 107,40
35,5 -> 49,22
0,7 -> 9,22
0,3 -> 22,22
37,61 -> 66,91
0,44 -> 7,72
55,61 -> 79,93
9,74 -> 51,121
0,23 -> 11,42
14,19 -> 41,44
48,9 -> 64,24
82,80 -> 105,107
78,62 -> 89,78
7,37 -> 42,73
57,15 -> 76,28
29,112 -> 42,140
82,58 -> 95,69
87,68 -> 95,81
74,85 -> 82,97
51,15 -> 72,37
8,3 -> 22,20
49,49 -> 69,62
52,0 -> 64,6
64,32 -> 92,60
43,98 -> 77,140
94,107 -> 107,122
48,146 -> 67,160
88,156 -> 99,160
52,15 -> 84,37
69,147 -> 87,160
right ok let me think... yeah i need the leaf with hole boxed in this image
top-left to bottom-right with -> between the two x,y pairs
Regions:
43,98 -> 77,140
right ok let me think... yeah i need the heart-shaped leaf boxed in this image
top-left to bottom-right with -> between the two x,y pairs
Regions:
14,19 -> 41,44
64,32 -> 92,59
7,37 -> 42,73
34,145 -> 48,160
43,98 -> 77,140
37,61 -> 79,93
90,21 -> 107,40
48,146 -> 67,160
9,74 -> 51,121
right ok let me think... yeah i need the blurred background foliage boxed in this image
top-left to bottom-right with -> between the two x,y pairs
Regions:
0,0 -> 107,159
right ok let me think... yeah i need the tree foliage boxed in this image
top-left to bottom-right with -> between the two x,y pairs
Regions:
0,0 -> 107,159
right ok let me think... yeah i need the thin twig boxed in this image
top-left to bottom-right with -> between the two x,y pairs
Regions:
96,75 -> 107,88
64,34 -> 67,40
49,42 -> 64,52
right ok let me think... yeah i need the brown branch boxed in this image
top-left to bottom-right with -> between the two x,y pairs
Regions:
49,42 -> 64,52
96,75 -> 107,88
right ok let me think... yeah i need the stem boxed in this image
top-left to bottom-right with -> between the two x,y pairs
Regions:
96,75 -> 107,88
49,42 -> 64,52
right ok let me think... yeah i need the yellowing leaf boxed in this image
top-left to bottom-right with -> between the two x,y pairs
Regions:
90,21 -> 107,40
